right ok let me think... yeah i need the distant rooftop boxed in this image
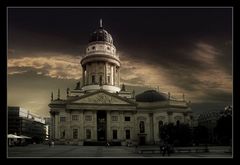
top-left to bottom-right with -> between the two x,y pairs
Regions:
8,106 -> 45,124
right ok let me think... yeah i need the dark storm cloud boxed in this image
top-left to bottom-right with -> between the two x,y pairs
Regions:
120,77 -> 145,85
8,8 -> 232,56
7,7 -> 232,116
203,89 -> 232,103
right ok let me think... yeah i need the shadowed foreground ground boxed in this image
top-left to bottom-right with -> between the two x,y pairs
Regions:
7,144 -> 232,158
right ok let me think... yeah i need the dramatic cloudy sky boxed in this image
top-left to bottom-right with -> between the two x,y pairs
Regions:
7,7 -> 232,117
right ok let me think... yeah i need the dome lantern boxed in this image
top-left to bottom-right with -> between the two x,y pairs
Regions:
89,19 -> 113,44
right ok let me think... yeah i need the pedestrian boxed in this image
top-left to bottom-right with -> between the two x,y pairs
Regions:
162,143 -> 166,156
106,141 -> 110,148
166,143 -> 171,156
51,141 -> 54,147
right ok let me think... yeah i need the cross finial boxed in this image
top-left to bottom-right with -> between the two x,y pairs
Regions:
100,19 -> 103,28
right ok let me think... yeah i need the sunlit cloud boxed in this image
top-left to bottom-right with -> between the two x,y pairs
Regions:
119,41 -> 232,103
120,52 -> 187,96
8,53 -> 82,80
7,41 -> 232,105
191,42 -> 232,92
8,70 -> 28,75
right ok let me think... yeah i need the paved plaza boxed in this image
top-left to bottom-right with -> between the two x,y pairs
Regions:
7,144 -> 232,158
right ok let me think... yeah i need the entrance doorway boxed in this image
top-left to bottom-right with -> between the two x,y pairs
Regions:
97,111 -> 107,141
139,136 -> 146,145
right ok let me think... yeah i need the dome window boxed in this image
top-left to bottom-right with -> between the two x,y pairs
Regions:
92,46 -> 95,50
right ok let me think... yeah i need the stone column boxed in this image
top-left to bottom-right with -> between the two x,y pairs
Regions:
93,111 -> 97,141
153,113 -> 158,143
118,68 -> 120,86
55,112 -> 59,139
113,66 -> 116,86
67,111 -> 71,140
50,113 -> 55,140
105,62 -> 108,84
151,114 -> 154,143
82,67 -> 85,86
80,111 -> 84,141
111,65 -> 114,85
86,67 -> 89,85
115,66 -> 117,86
132,112 -> 136,141
119,111 -> 123,141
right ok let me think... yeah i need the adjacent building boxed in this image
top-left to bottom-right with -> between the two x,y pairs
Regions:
8,106 -> 46,143
49,20 -> 192,145
44,117 -> 51,141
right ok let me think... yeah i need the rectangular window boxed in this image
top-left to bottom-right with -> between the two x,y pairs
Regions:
125,116 -> 130,121
126,130 -> 130,139
72,115 -> 79,121
92,75 -> 95,84
99,75 -> 103,85
112,116 -> 118,121
85,115 -> 92,121
86,129 -> 91,139
60,117 -> 66,122
113,130 -> 117,139
73,129 -> 78,139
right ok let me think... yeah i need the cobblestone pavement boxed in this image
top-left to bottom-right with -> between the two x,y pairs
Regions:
7,144 -> 232,158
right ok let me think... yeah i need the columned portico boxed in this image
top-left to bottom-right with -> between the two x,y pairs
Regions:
97,111 -> 107,141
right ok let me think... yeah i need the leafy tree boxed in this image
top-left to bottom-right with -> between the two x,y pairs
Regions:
193,125 -> 209,145
159,123 -> 192,146
214,110 -> 232,145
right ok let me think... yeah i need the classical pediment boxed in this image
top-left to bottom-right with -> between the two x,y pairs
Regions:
71,90 -> 135,105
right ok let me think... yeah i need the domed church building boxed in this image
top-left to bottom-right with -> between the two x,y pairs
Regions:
49,20 -> 192,145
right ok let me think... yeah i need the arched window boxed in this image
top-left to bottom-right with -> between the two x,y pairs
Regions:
86,129 -> 91,139
61,130 -> 65,139
176,120 -> 180,126
139,121 -> 145,133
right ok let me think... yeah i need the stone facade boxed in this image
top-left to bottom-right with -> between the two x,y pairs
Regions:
49,20 -> 192,145
49,90 -> 192,145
